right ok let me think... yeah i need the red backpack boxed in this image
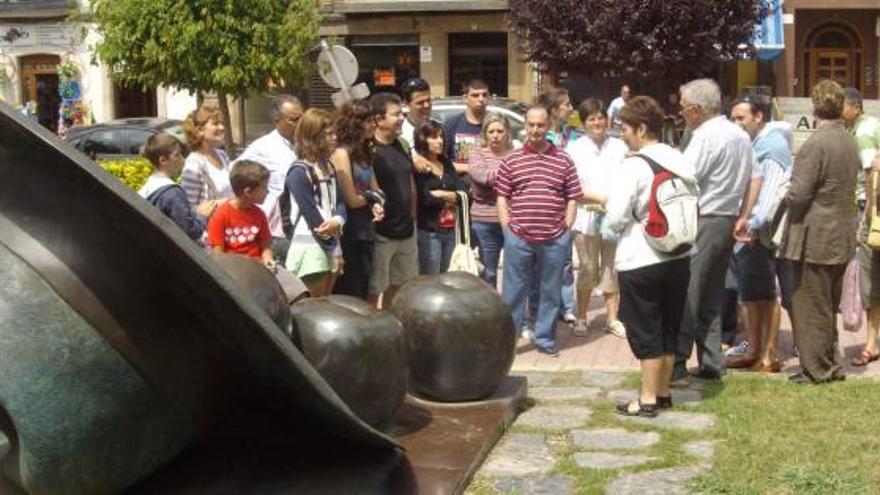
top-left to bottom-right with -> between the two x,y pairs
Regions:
636,154 -> 699,255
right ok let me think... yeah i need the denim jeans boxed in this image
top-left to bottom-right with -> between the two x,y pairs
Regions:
526,250 -> 575,320
472,221 -> 504,289
502,228 -> 572,351
417,228 -> 455,275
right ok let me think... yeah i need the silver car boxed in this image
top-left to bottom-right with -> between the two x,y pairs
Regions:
420,97 -> 529,143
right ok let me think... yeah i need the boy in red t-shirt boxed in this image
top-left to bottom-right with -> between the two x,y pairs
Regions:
207,160 -> 274,268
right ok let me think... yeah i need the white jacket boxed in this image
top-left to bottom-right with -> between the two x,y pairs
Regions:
604,143 -> 697,272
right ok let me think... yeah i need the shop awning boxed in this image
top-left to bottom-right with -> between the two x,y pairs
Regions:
754,0 -> 785,60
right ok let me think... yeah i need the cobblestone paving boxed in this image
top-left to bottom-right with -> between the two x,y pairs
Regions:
467,371 -> 718,494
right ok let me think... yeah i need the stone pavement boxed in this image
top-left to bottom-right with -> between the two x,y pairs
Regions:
511,292 -> 880,378
468,370 -> 717,494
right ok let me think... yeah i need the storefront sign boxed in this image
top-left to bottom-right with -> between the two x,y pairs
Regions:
775,97 -> 880,153
373,68 -> 396,87
0,23 -> 77,48
420,46 -> 432,63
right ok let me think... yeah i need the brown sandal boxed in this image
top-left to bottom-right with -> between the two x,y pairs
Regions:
851,349 -> 879,367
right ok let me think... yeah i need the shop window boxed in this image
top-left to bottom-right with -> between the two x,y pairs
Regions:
448,33 -> 507,97
348,35 -> 420,96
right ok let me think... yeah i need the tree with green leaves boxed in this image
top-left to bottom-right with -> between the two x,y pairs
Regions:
91,0 -> 321,150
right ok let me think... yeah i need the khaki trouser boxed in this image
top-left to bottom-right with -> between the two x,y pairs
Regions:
790,261 -> 847,381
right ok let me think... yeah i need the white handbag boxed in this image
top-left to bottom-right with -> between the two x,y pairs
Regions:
448,191 -> 483,276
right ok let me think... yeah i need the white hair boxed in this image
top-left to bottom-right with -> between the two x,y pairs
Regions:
680,78 -> 721,114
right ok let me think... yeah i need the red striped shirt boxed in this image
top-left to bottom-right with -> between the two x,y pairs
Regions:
495,142 -> 582,242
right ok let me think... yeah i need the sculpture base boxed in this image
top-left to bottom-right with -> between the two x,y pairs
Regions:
0,377 -> 526,495
391,376 -> 528,494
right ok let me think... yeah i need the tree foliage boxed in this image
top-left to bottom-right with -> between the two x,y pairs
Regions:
92,0 -> 321,147
509,0 -> 767,81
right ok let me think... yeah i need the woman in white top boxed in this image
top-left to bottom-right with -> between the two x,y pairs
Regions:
181,104 -> 233,218
566,97 -> 628,338
581,96 -> 696,418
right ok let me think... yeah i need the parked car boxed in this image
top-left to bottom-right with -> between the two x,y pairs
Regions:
406,97 -> 529,143
66,118 -> 186,160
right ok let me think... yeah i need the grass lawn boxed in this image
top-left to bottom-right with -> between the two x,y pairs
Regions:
468,372 -> 880,495
693,374 -> 880,494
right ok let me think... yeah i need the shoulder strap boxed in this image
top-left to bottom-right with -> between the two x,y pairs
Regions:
454,191 -> 472,246
280,161 -> 314,239
631,154 -> 665,222
634,153 -> 663,175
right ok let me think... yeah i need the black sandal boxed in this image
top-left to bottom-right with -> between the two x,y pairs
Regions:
615,400 -> 658,418
657,396 -> 673,409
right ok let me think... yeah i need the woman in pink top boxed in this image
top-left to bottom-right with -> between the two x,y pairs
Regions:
469,113 -> 514,289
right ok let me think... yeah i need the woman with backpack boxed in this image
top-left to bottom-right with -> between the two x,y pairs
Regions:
284,108 -> 347,297
581,96 -> 697,417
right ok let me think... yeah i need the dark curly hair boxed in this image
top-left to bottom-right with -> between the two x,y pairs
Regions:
334,99 -> 375,166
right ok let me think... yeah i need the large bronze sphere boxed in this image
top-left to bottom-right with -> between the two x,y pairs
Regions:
390,272 -> 516,402
290,296 -> 409,429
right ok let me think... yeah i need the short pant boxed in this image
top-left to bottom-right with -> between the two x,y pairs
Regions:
574,233 -> 618,293
734,242 -> 776,302
618,257 -> 690,360
370,232 -> 418,295
858,237 -> 880,309
285,243 -> 331,279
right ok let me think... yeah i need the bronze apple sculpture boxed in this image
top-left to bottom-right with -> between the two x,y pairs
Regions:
391,272 -> 516,402
0,103 -> 397,495
290,296 -> 409,429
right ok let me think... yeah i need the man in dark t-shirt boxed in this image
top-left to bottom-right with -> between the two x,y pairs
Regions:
367,92 -> 419,308
445,79 -> 490,176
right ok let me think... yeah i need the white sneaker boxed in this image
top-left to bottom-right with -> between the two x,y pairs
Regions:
573,319 -> 589,337
562,312 -> 577,325
521,326 -> 536,342
725,341 -> 750,357
607,320 -> 627,338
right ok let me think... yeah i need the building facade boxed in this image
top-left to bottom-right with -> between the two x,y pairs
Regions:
0,0 -> 197,135
777,0 -> 880,99
314,0 -> 537,106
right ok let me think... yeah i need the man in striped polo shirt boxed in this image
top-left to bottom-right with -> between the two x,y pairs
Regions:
496,104 -> 583,356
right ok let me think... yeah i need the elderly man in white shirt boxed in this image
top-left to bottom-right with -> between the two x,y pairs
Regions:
672,78 -> 756,384
567,97 -> 629,337
234,94 -> 303,260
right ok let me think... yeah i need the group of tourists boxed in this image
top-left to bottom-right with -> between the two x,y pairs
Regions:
137,74 -> 879,417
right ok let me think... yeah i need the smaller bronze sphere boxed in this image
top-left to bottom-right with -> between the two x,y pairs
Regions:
391,272 -> 516,402
290,296 -> 409,429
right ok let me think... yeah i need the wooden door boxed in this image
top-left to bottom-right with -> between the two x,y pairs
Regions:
812,50 -> 852,87
20,55 -> 61,132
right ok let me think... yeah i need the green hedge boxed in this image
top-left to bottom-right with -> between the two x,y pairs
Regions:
98,158 -> 154,191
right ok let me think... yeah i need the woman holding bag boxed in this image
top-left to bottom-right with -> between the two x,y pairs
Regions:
469,113 -> 515,287
413,120 -> 466,274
